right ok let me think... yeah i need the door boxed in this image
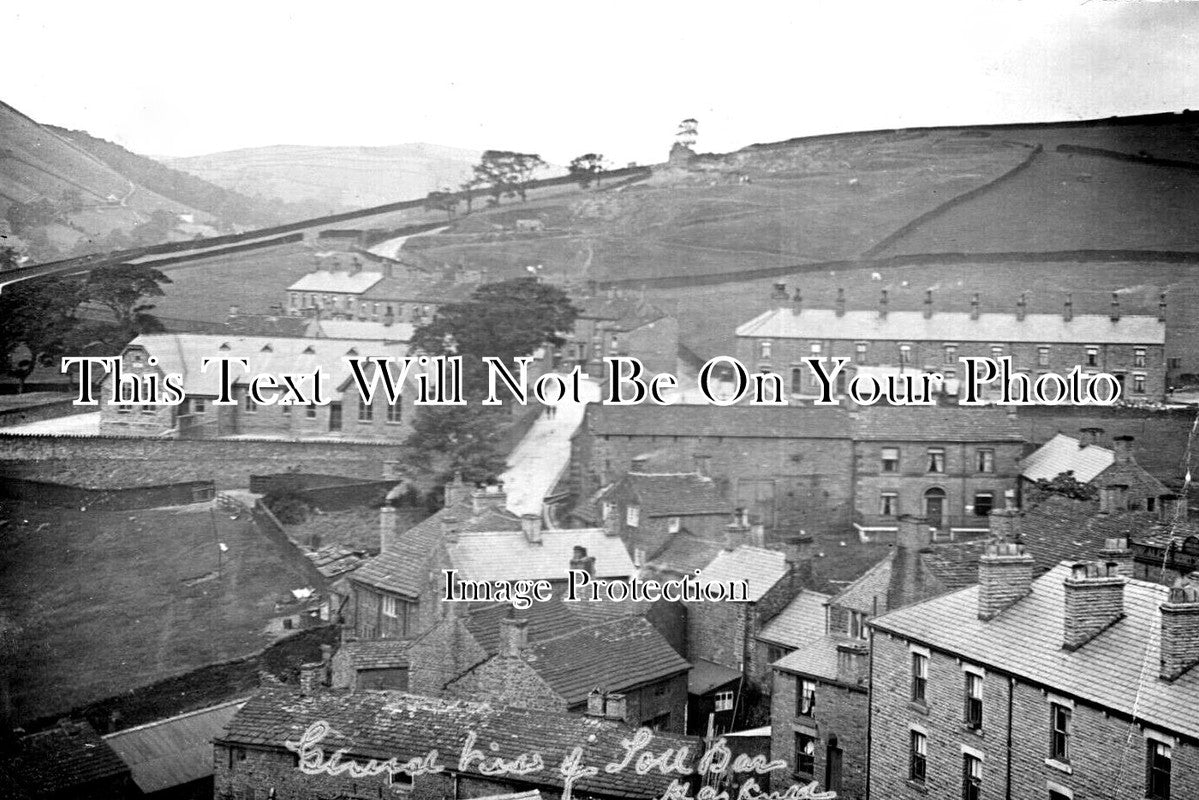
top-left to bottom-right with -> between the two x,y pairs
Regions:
329,402 -> 342,432
825,736 -> 842,793
924,487 -> 945,528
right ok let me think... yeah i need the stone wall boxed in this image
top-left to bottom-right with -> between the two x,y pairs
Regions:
770,669 -> 868,800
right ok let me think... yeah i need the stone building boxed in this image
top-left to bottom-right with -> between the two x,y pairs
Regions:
563,293 -> 680,378
736,287 -> 1169,401
98,333 -> 416,441
285,256 -> 477,324
0,720 -> 139,800
1021,430 -> 1172,512
868,550 -> 1199,800
213,685 -> 708,800
767,515 -> 989,800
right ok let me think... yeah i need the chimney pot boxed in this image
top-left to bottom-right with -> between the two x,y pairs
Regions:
792,290 -> 803,316
1112,435 -> 1134,465
1099,537 -> 1134,577
1159,291 -> 1168,323
988,507 -> 1021,543
471,483 -> 508,515
835,288 -> 846,317
923,289 -> 933,319
770,282 -> 789,301
379,506 -> 398,553
604,692 -> 628,722
631,455 -> 649,472
725,509 -> 750,551
1016,293 -> 1027,322
521,513 -> 543,544
587,688 -> 605,716
1063,561 -> 1125,651
444,471 -> 470,508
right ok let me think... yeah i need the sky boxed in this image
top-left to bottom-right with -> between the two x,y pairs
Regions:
5,0 -> 1198,166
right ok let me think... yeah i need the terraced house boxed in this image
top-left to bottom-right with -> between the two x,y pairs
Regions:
736,286 -> 1168,401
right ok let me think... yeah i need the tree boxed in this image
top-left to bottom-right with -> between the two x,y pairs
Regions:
459,176 -> 484,214
568,153 -> 605,188
0,274 -> 85,391
1034,470 -> 1097,501
403,277 -> 580,490
471,150 -> 546,205
83,263 -> 172,333
423,188 -> 459,221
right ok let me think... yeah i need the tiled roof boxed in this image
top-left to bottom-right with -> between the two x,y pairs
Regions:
851,405 -> 1024,442
1021,434 -> 1115,482
1020,495 -> 1158,573
688,659 -> 742,695
736,308 -> 1166,345
124,333 -> 405,400
586,404 -> 852,439
1,722 -> 130,796
448,529 -> 635,582
340,639 -> 411,669
698,546 -> 789,602
219,689 -> 702,798
757,590 -> 831,648
871,563 -> 1199,741
288,270 -> 383,293
521,617 -> 690,705
103,698 -> 245,794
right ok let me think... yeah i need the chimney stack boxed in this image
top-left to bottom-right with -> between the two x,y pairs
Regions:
725,509 -> 750,551
1160,580 -> 1199,681
889,515 -> 930,611
749,522 -> 766,549
521,513 -> 543,545
500,617 -> 529,658
229,304 -> 240,318
441,515 -> 461,545
1016,292 -> 1027,322
298,662 -> 324,696
1064,293 -> 1074,322
970,293 -> 980,321
988,507 -> 1022,543
977,542 -> 1035,620
586,688 -> 605,716
1099,537 -> 1134,577
570,546 -> 595,576
631,455 -> 649,473
444,472 -> 470,508
835,642 -> 870,686
896,514 -> 929,551
693,453 -> 711,478
1159,291 -> 1168,323
604,693 -> 628,722
792,289 -> 803,316
1078,427 -> 1104,447
770,282 -> 789,301
379,505 -> 397,553
471,482 -> 507,515
1063,561 -> 1125,650
835,288 -> 846,318
878,289 -> 888,320
1159,493 -> 1180,523
1112,435 -> 1134,465
923,289 -> 933,319
1110,292 -> 1121,322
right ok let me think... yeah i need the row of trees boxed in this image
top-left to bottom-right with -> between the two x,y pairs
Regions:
0,248 -> 172,391
423,151 -> 611,221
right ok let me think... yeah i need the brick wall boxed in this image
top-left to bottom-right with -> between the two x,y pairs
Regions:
868,630 -> 1199,800
770,669 -> 868,800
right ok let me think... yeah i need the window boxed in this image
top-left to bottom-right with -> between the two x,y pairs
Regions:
601,501 -> 614,521
944,345 -> 957,365
1050,703 -> 1071,762
626,505 -> 640,527
759,340 -> 773,360
766,644 -> 792,663
794,733 -> 816,776
990,345 -> 1004,360
962,753 -> 982,800
281,403 -> 291,415
714,690 -> 734,712
387,402 -> 402,424
791,367 -> 803,394
646,713 -> 671,731
1134,373 -> 1146,394
388,771 -> 414,790
668,516 -> 681,533
899,344 -> 912,364
1086,347 -> 1098,367
849,611 -> 868,640
856,342 -> 868,360
911,652 -> 928,703
633,547 -> 646,567
1135,348 -> 1147,368
810,342 -> 822,357
243,393 -> 257,414
976,449 -> 994,473
116,405 -> 131,415
964,672 -> 983,729
382,595 -> 397,618
1038,346 -> 1050,367
882,447 -> 900,472
880,492 -> 899,516
909,730 -> 927,784
1049,791 -> 1072,800
926,448 -> 945,473
140,404 -> 156,414
973,493 -> 995,517
305,403 -> 317,419
192,398 -> 206,413
1147,740 -> 1171,800
798,679 -> 817,716
358,401 -> 373,423
1168,357 -> 1181,370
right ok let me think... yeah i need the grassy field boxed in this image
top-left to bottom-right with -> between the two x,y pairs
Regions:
0,499 -> 322,723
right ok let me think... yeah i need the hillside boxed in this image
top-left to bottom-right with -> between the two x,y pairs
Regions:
163,142 -> 481,211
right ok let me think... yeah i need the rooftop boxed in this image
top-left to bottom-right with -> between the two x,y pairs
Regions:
737,307 -> 1166,345
757,589 -> 832,648
871,562 -> 1199,741
697,546 -> 790,603
287,269 -> 383,294
1,722 -> 130,797
600,472 -> 728,517
688,659 -> 743,695
448,528 -> 636,583
851,405 -> 1025,442
584,403 -> 852,439
1021,433 -> 1115,483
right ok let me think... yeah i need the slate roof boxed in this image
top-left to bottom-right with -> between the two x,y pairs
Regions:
648,531 -> 728,576
688,659 -> 743,695
1021,434 -> 1115,483
464,601 -> 585,655
223,314 -> 313,337
585,404 -> 852,439
697,546 -> 789,602
871,563 -> 1199,741
0,722 -> 130,797
339,639 -> 411,669
736,308 -> 1166,345
360,273 -> 477,304
288,270 -> 383,293
103,698 -> 246,794
1020,495 -> 1162,573
219,689 -> 702,798
757,590 -> 831,648
830,539 -> 986,616
448,529 -> 635,582
123,333 -> 405,400
576,296 -> 670,331
314,319 -> 415,342
307,544 -> 368,579
772,632 -> 861,684
601,472 -> 728,517
851,405 -> 1024,442
518,617 -> 690,705
1096,459 -> 1169,499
